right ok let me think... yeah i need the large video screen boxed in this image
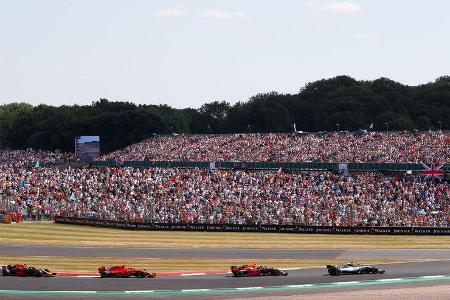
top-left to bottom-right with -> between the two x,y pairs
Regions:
75,136 -> 100,162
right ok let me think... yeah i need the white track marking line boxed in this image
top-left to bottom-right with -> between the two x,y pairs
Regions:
376,278 -> 405,282
332,281 -> 360,285
51,291 -> 97,294
421,275 -> 446,279
236,287 -> 263,290
76,275 -> 99,278
125,290 -> 154,293
179,273 -> 207,276
285,284 -> 314,288
181,289 -> 210,292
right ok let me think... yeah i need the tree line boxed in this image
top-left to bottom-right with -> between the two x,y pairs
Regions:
1,75 -> 449,153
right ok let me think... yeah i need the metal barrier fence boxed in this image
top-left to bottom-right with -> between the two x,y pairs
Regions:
55,216 -> 450,236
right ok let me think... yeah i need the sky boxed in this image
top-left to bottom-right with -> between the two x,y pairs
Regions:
0,0 -> 449,108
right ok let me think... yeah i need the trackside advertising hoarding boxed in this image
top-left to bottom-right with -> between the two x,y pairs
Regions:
54,217 -> 450,236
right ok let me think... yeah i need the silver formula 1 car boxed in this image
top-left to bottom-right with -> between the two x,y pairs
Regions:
326,262 -> 385,276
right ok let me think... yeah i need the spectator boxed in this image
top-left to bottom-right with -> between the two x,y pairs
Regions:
1,165 -> 448,227
100,131 -> 450,164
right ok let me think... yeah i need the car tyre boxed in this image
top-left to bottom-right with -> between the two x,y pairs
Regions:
135,272 -> 147,278
31,269 -> 43,277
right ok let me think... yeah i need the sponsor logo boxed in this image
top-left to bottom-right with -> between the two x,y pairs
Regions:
261,226 -> 278,231
224,226 -> 241,231
115,222 -> 128,228
296,227 -> 314,232
316,227 -> 333,233
154,224 -> 171,229
242,226 -> 259,231
372,228 -> 391,234
413,228 -> 432,234
279,226 -> 295,232
206,225 -> 223,230
335,227 -> 352,233
137,224 -> 154,230
172,225 -> 188,230
189,225 -> 205,230
433,229 -> 450,234
393,228 -> 411,234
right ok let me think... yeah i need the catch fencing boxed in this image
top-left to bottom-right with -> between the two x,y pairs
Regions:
54,216 -> 450,236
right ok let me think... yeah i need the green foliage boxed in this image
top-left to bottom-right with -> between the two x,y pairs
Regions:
0,76 -> 449,152
0,103 -> 33,147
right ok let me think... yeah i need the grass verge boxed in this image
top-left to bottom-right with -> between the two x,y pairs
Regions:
1,222 -> 450,249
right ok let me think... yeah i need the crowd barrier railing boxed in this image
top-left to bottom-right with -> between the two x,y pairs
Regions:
90,160 -> 450,172
54,216 -> 450,236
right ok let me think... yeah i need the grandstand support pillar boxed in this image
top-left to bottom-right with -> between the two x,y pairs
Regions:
151,201 -> 155,223
7,195 -> 14,212
148,196 -> 155,223
350,201 -> 355,226
0,195 -> 5,212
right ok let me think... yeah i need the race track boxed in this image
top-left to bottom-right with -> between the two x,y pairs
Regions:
2,260 -> 450,299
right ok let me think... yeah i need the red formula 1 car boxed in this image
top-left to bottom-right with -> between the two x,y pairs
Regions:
230,264 -> 288,277
98,265 -> 156,278
2,264 -> 55,277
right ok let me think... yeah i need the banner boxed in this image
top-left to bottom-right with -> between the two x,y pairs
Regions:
54,217 -> 450,236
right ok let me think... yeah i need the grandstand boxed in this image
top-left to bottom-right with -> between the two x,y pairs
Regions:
1,131 -> 449,228
100,131 -> 450,164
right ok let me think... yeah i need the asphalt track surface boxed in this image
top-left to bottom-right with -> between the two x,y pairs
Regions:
3,245 -> 450,260
2,247 -> 450,299
2,260 -> 450,299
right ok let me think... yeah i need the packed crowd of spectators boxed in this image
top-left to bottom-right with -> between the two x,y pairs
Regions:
1,166 -> 448,227
100,131 -> 450,164
0,149 -> 72,168
1,130 -> 448,228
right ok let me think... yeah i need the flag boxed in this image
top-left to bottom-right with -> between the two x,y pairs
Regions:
421,163 -> 444,181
